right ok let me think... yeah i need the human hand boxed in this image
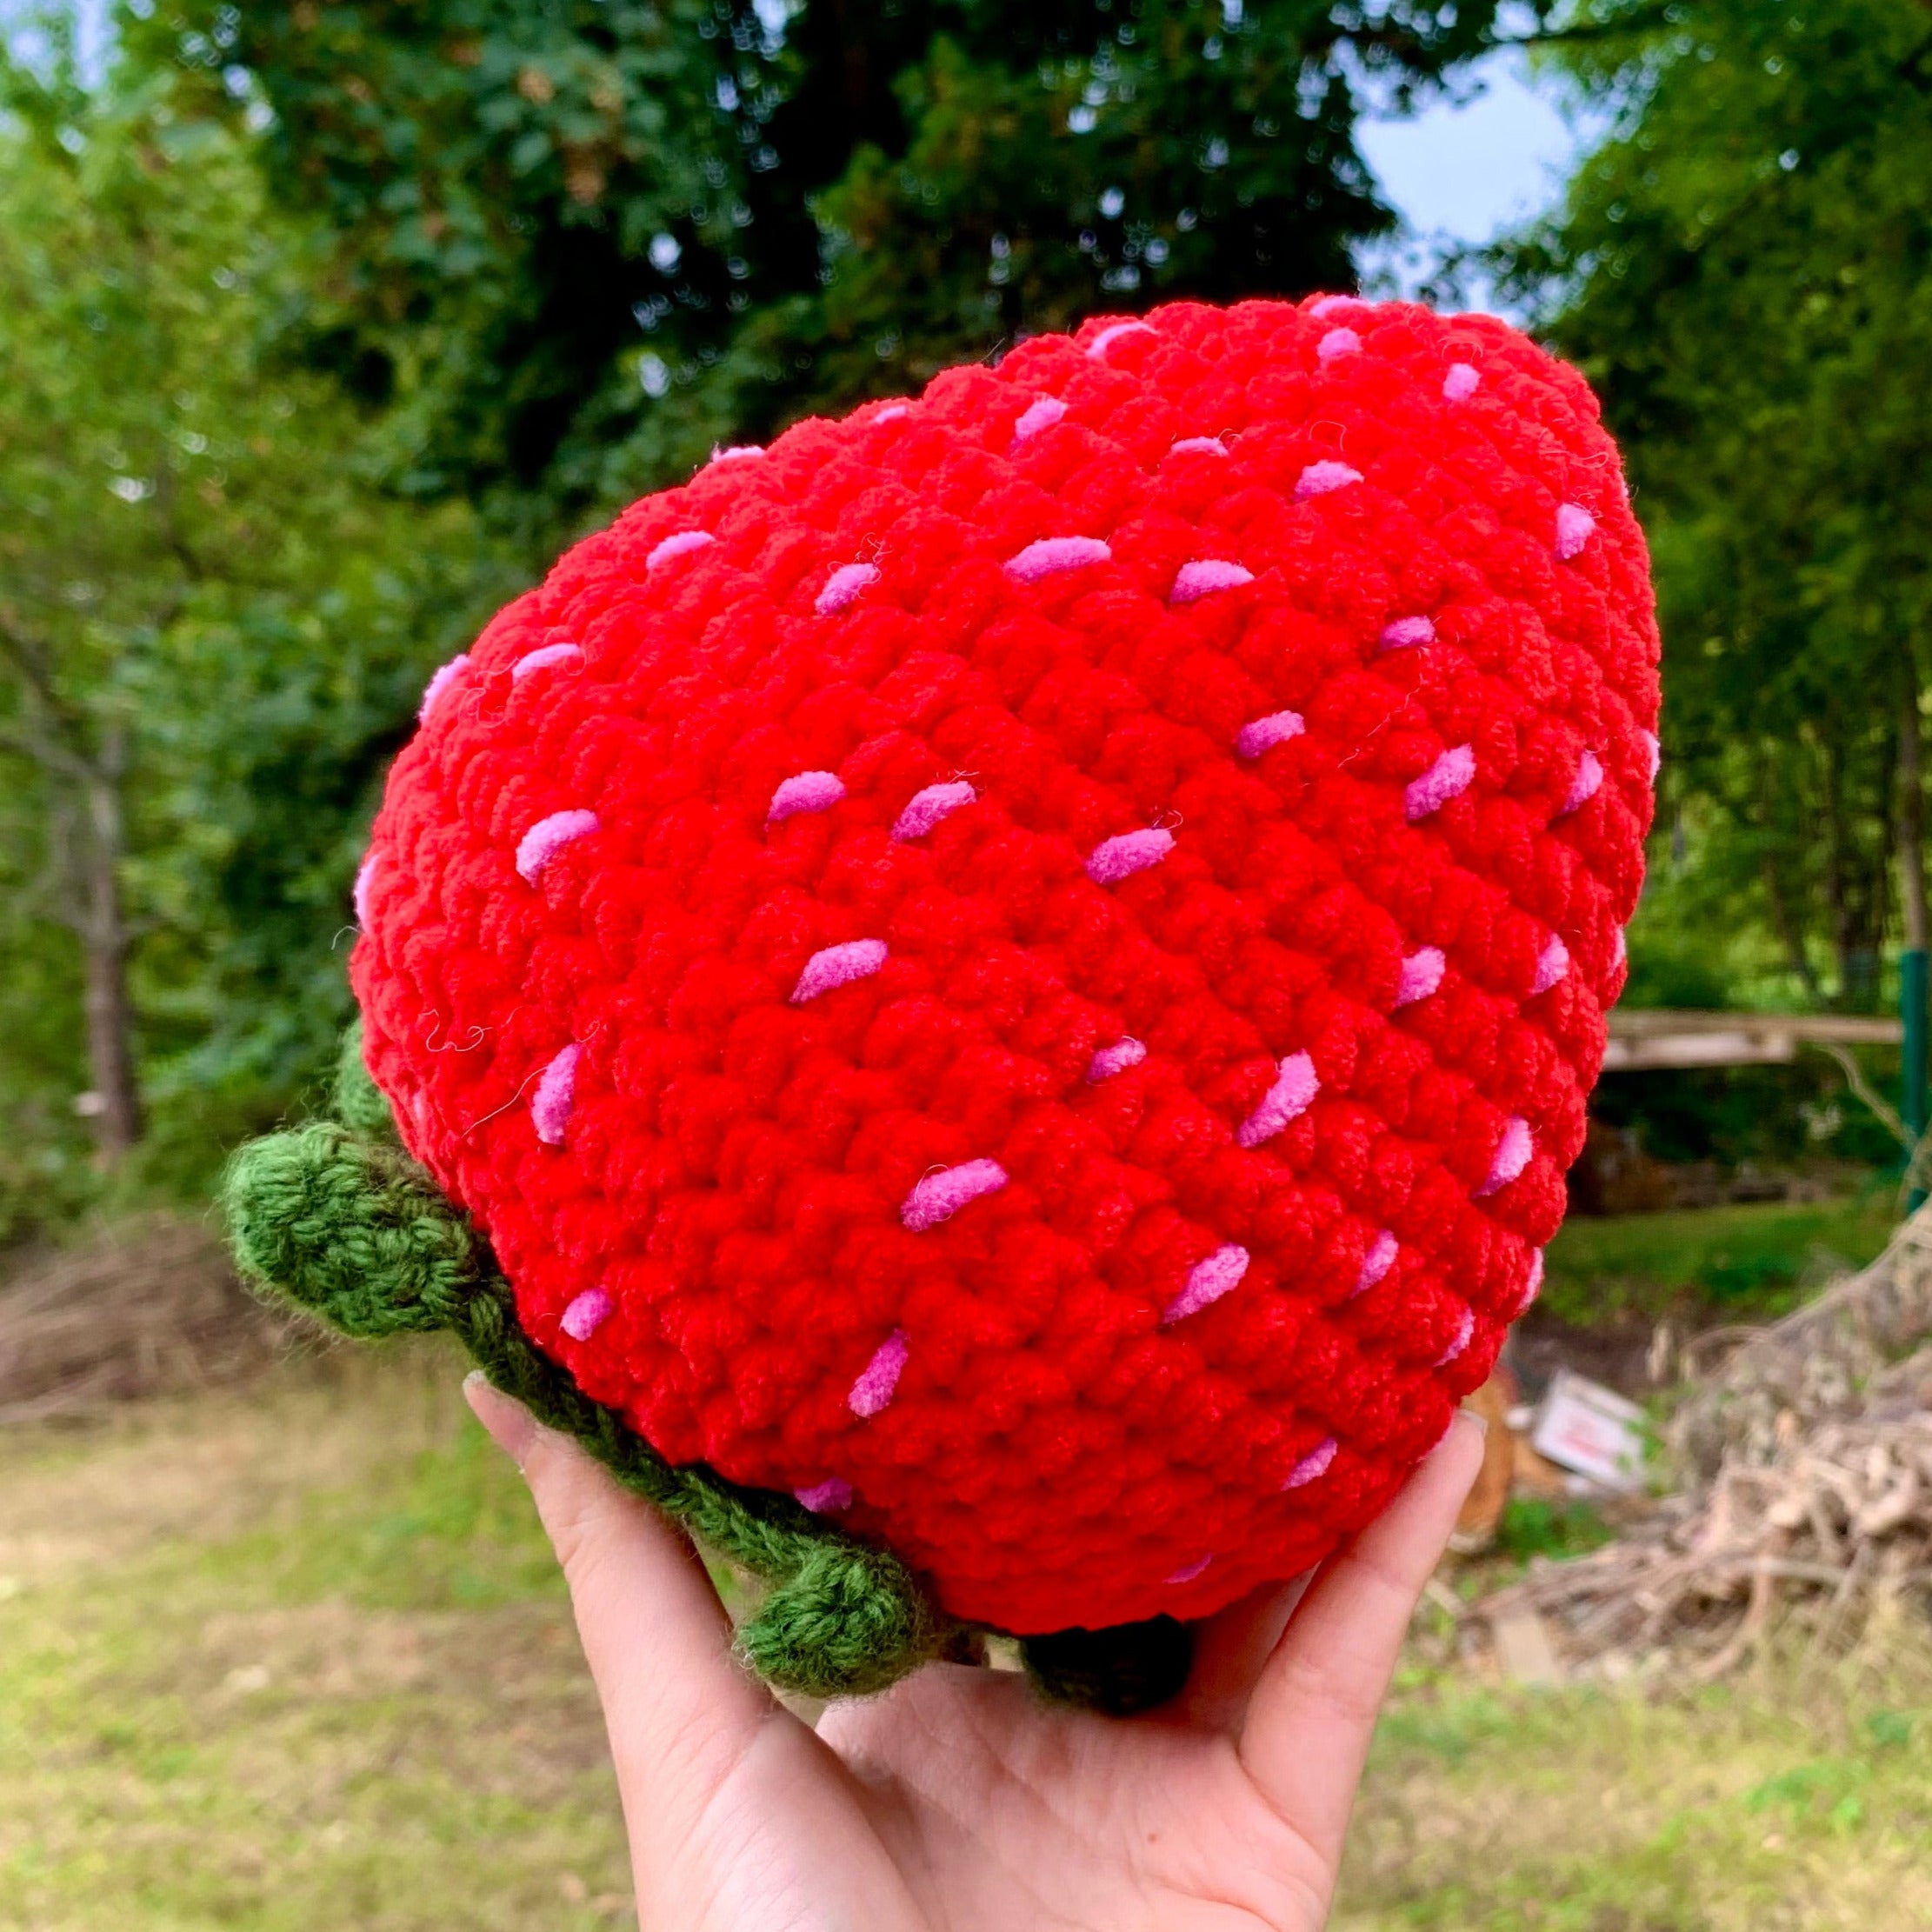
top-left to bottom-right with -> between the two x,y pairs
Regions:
467,1374 -> 1482,1932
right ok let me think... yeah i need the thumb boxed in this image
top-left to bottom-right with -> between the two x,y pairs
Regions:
464,1374 -> 775,1794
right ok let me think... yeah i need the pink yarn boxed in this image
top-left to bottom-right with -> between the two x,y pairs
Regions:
1516,1249 -> 1546,1316
1641,729 -> 1661,780
352,856 -> 377,927
1236,1051 -> 1320,1148
1404,744 -> 1476,821
510,642 -> 583,683
1163,1244 -> 1250,1323
1442,362 -> 1482,403
815,562 -> 880,616
1014,396 -> 1068,441
1235,710 -> 1306,758
1296,460 -> 1364,500
901,1159 -> 1009,1232
1532,936 -> 1570,996
1614,927 -> 1629,969
1476,1116 -> 1533,1197
791,938 -> 888,1004
1087,320 -> 1155,359
417,653 -> 470,721
646,529 -> 715,571
1317,327 -> 1362,362
1556,503 -> 1596,560
1282,1437 -> 1338,1489
1379,615 -> 1436,651
1353,1229 -> 1399,1297
1560,749 -> 1603,817
531,1043 -> 581,1147
1170,436 -> 1227,456
1394,947 -> 1446,1009
1435,1307 -> 1475,1369
710,443 -> 765,463
1004,536 -> 1112,583
515,809 -> 598,884
795,1477 -> 855,1513
891,779 -> 976,842
848,1330 -> 909,1417
767,769 -> 845,825
1165,1554 -> 1213,1585
870,403 -> 909,424
1086,1037 -> 1148,1083
1309,295 -> 1362,318
1169,558 -> 1254,605
1086,827 -> 1175,885
560,1288 -> 613,1342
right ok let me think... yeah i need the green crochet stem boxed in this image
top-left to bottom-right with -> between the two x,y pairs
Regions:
221,1023 -> 1190,1710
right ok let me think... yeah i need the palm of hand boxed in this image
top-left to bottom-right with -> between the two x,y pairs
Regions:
468,1377 -> 1481,1932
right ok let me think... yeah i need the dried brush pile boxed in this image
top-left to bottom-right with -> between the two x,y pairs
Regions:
1481,1209 -> 1932,1681
0,1216 -> 294,1422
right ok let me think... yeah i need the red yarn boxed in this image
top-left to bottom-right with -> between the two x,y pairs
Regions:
352,297 -> 1658,1635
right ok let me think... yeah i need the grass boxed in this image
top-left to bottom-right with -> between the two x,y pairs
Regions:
1540,1195 -> 1898,1327
2,1343 -> 1928,1929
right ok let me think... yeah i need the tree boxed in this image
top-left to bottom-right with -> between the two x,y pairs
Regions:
137,0 -> 1549,530
0,37 -> 500,1188
1505,0 -> 1932,1009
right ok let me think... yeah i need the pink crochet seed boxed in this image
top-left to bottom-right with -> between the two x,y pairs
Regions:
891,779 -> 976,842
1087,320 -> 1156,359
1165,1555 -> 1214,1586
1282,1436 -> 1338,1490
1613,928 -> 1629,969
1404,744 -> 1476,822
815,562 -> 880,616
1556,502 -> 1596,560
1353,1229 -> 1399,1297
531,1043 -> 581,1148
1086,827 -> 1175,885
1086,1037 -> 1148,1083
1442,362 -> 1482,403
1532,935 -> 1570,996
791,938 -> 888,1004
1005,536 -> 1113,583
1169,558 -> 1255,605
1476,1116 -> 1533,1197
1435,1307 -> 1476,1369
1394,947 -> 1446,1009
710,443 -> 765,463
901,1158 -> 1009,1232
1014,396 -> 1068,441
516,809 -> 599,884
352,856 -> 377,927
1169,435 -> 1227,456
560,1288 -> 612,1342
1309,294 -> 1362,318
645,529 -> 715,571
1295,460 -> 1364,500
1559,748 -> 1603,817
848,1330 -> 909,1418
767,769 -> 845,825
1379,615 -> 1436,651
795,1477 -> 855,1514
1641,729 -> 1661,781
1236,1051 -> 1320,1148
1235,710 -> 1306,758
1516,1249 -> 1546,1316
417,652 -> 470,722
1163,1244 -> 1250,1324
871,404 -> 909,424
1317,326 -> 1362,362
510,642 -> 583,682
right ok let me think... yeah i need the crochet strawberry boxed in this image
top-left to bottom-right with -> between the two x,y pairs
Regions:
229,296 -> 1656,1706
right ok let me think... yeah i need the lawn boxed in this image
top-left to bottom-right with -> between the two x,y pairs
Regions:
2,1342 -> 1927,1929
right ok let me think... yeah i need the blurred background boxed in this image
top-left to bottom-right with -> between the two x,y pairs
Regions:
2,2 -> 1929,1925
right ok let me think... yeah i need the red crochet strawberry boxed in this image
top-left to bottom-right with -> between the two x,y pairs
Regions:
342,296 -> 1656,1642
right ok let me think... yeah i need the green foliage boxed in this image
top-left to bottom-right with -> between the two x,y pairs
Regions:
1508,0 -> 1932,1009
1492,1495 -> 1613,1564
135,0 -> 1546,530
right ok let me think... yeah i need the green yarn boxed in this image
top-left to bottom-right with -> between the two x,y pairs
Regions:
221,1082 -> 944,1699
332,1020 -> 398,1142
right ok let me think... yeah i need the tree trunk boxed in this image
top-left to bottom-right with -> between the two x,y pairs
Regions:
79,764 -> 142,1163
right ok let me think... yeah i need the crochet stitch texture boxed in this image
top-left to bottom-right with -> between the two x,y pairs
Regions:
350,296 -> 1658,1636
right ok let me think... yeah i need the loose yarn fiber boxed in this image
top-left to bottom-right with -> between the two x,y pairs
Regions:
249,296 -> 1658,1667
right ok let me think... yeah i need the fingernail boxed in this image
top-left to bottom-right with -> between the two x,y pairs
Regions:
464,1370 -> 537,1470
1457,1406 -> 1491,1440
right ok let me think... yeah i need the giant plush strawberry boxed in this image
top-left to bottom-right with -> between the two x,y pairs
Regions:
228,296 -> 1656,1708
